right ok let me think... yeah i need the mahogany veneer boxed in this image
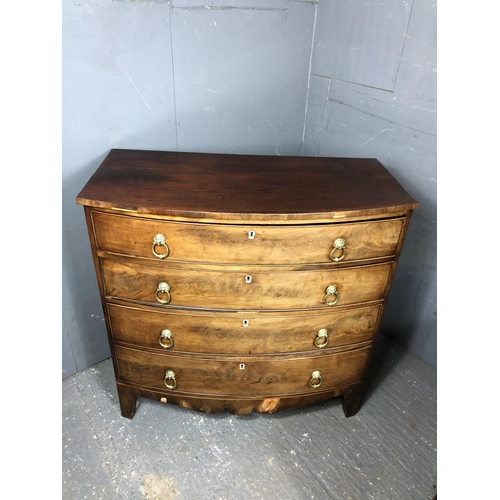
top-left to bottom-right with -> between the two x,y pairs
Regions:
77,149 -> 418,419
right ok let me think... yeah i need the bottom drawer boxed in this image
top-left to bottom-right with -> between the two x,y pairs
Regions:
115,345 -> 370,397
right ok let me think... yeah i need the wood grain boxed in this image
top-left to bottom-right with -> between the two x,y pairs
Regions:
116,381 -> 356,417
115,345 -> 370,397
101,259 -> 393,310
92,210 -> 405,265
107,302 -> 381,354
76,149 -> 418,419
76,149 -> 419,222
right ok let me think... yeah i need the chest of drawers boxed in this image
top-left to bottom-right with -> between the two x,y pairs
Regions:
76,149 -> 418,419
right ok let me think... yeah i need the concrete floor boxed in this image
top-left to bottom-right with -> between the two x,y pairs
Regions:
62,333 -> 437,500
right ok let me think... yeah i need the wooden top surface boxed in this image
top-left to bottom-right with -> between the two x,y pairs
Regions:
76,149 -> 418,222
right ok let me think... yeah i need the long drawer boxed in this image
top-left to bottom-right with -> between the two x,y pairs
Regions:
115,345 -> 371,397
92,211 -> 404,265
107,302 -> 381,354
101,259 -> 393,310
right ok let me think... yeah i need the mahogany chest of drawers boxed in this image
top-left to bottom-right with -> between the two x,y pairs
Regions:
76,149 -> 418,419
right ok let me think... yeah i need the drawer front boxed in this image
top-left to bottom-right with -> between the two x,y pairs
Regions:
102,260 -> 392,310
115,345 -> 370,397
108,303 -> 381,354
92,211 -> 404,265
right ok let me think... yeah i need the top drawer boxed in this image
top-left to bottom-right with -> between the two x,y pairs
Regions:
91,211 -> 404,265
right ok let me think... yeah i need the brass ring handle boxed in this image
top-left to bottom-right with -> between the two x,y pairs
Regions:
152,234 -> 169,259
322,285 -> 339,307
314,328 -> 329,348
329,237 -> 346,262
155,282 -> 171,304
159,329 -> 174,349
164,369 -> 177,390
309,370 -> 323,388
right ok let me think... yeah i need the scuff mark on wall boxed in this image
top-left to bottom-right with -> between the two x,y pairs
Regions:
360,128 -> 395,148
124,70 -> 151,110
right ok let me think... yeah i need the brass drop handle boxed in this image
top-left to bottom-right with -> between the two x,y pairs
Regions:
159,329 -> 174,349
322,285 -> 339,306
155,282 -> 171,304
314,328 -> 329,348
164,370 -> 177,390
330,237 -> 346,262
152,233 -> 169,259
309,370 -> 323,388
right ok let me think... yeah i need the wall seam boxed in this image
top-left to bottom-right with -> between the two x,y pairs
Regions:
169,1 -> 179,151
317,76 -> 331,156
300,1 -> 318,156
62,312 -> 77,377
275,5 -> 288,156
327,98 -> 436,137
392,0 -> 415,91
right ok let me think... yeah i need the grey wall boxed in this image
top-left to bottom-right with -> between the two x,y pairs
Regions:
303,0 -> 437,367
62,0 -> 317,378
62,0 -> 436,378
